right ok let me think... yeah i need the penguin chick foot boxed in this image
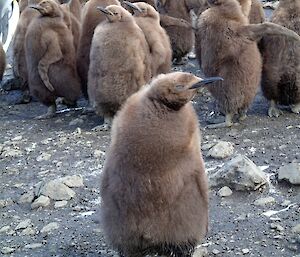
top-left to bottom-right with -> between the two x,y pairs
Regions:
291,103 -> 300,114
173,56 -> 188,65
93,117 -> 112,132
238,110 -> 247,121
34,105 -> 56,120
268,106 -> 282,117
206,114 -> 234,129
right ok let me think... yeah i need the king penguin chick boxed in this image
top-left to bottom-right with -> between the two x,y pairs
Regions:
100,72 -> 222,257
195,0 -> 300,128
157,0 -> 197,64
124,1 -> 172,76
261,0 -> 300,117
88,5 -> 151,130
25,0 -> 81,119
10,0 -> 42,103
77,0 -> 120,99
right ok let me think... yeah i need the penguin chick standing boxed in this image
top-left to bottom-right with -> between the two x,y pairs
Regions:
124,1 -> 172,76
261,0 -> 300,117
100,72 -> 222,257
195,0 -> 300,128
25,0 -> 81,119
88,5 -> 151,130
77,0 -> 120,98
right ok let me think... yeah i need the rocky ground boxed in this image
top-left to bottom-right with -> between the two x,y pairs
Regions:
0,4 -> 300,257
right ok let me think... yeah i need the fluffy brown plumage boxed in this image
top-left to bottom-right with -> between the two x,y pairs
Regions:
261,0 -> 300,117
195,0 -> 300,128
125,1 -> 172,76
100,71 -> 218,257
77,0 -> 120,98
25,0 -> 81,119
88,4 -> 151,130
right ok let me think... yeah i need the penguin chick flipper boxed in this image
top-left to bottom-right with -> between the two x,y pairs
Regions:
206,113 -> 234,129
160,15 -> 192,29
238,22 -> 300,42
34,104 -> 57,120
38,32 -> 63,92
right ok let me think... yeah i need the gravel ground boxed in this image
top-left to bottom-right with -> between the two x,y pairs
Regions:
0,5 -> 300,257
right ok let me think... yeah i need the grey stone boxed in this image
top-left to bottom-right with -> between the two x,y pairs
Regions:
54,200 -> 68,208
292,224 -> 300,234
40,180 -> 76,200
1,247 -> 15,254
61,175 -> 84,188
217,186 -> 233,197
242,248 -> 250,254
31,195 -> 50,209
36,152 -> 51,162
193,247 -> 208,257
41,222 -> 60,233
20,227 -> 36,236
278,163 -> 300,185
69,118 -> 84,126
15,219 -> 32,230
209,155 -> 267,191
254,197 -> 275,206
0,198 -> 13,208
207,141 -> 234,159
0,226 -> 10,233
24,243 -> 43,249
18,191 -> 35,204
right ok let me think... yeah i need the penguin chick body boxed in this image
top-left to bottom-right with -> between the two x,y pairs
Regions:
126,1 -> 172,76
261,0 -> 300,116
100,71 -> 219,257
25,0 -> 81,119
88,4 -> 151,130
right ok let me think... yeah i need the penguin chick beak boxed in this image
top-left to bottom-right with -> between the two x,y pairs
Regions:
189,77 -> 223,89
97,6 -> 111,15
123,1 -> 143,13
28,4 -> 43,12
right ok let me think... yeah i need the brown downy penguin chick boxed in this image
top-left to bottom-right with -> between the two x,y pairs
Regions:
100,72 -> 222,257
61,0 -> 82,51
261,0 -> 300,117
25,0 -> 81,119
157,0 -> 196,64
195,0 -> 300,128
77,0 -> 120,99
88,5 -> 151,130
124,1 -> 172,76
61,0 -> 81,21
0,43 -> 6,81
11,0 -> 42,103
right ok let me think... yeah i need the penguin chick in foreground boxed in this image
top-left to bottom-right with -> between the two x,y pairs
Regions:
101,72 -> 222,257
25,0 -> 81,119
195,0 -> 300,128
261,0 -> 300,117
124,1 -> 172,76
88,4 -> 151,130
77,0 -> 120,99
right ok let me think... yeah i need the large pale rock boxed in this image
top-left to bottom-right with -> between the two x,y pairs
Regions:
209,155 -> 268,191
15,219 -> 31,230
61,175 -> 84,188
40,180 -> 75,200
31,195 -> 50,209
254,197 -> 275,206
278,163 -> 300,185
41,222 -> 60,233
207,141 -> 234,159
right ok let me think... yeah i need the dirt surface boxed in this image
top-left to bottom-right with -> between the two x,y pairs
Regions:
0,6 -> 300,257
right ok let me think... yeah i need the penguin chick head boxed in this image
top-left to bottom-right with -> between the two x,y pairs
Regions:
147,72 -> 223,111
29,0 -> 62,17
124,1 -> 159,19
97,5 -> 132,22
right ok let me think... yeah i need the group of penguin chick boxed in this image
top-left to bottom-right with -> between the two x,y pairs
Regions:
2,0 -> 300,256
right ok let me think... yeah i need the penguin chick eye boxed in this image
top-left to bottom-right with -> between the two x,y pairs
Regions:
175,85 -> 185,92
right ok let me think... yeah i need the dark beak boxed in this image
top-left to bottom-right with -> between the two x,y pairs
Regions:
189,77 -> 223,89
123,1 -> 142,12
28,5 -> 42,12
96,6 -> 111,15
